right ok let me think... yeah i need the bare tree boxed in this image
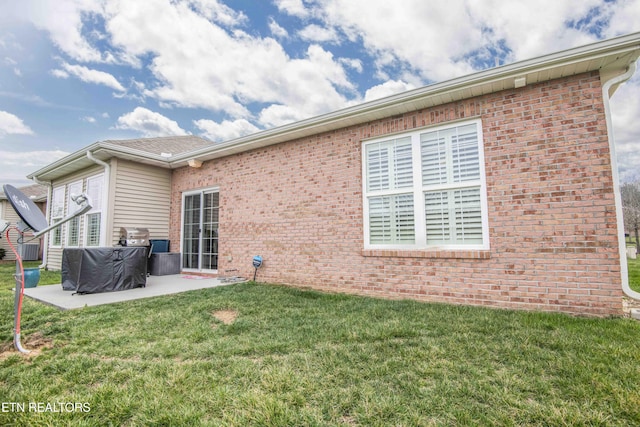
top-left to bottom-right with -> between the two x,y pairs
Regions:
621,181 -> 640,252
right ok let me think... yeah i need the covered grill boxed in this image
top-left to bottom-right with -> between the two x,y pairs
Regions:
61,226 -> 151,294
119,227 -> 150,247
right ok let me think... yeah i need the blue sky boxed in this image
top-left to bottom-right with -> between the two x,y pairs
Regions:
0,0 -> 639,186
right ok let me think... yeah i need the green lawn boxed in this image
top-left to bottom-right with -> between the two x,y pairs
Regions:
627,238 -> 640,293
628,256 -> 640,293
0,264 -> 639,426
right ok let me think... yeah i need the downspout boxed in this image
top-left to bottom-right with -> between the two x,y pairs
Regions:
31,176 -> 51,269
86,151 -> 110,247
601,60 -> 640,300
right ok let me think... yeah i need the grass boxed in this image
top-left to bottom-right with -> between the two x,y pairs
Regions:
0,260 -> 62,287
0,265 -> 639,425
628,257 -> 640,293
626,238 -> 640,292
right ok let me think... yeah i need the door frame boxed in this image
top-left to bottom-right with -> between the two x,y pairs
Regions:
180,186 -> 219,273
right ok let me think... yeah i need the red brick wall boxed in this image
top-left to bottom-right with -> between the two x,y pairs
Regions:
170,71 -> 623,316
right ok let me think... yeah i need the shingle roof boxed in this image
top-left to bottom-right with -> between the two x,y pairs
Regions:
0,183 -> 48,202
101,135 -> 211,156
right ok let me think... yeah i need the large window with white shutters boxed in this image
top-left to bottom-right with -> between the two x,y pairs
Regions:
363,119 -> 489,250
85,175 -> 103,247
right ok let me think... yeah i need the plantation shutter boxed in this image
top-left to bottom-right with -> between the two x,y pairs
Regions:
85,175 -> 103,247
369,195 -> 415,244
86,176 -> 103,213
364,119 -> 486,249
66,181 -> 83,247
366,137 -> 415,245
425,188 -> 482,245
421,122 -> 483,246
451,124 -> 480,183
51,187 -> 65,219
425,191 -> 450,244
454,188 -> 483,244
366,137 -> 413,191
421,132 -> 447,186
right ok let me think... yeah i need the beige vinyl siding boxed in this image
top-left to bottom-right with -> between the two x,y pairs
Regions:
1,199 -> 47,262
1,201 -> 14,260
44,159 -> 171,270
111,159 -> 172,244
47,164 -> 104,270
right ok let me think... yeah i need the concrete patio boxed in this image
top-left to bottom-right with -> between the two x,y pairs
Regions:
23,274 -> 246,310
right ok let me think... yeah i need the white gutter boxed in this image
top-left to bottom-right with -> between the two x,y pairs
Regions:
601,61 -> 640,300
30,176 -> 51,269
86,151 -> 110,247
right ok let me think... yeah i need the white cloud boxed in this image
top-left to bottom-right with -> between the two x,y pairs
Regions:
274,0 -> 310,18
52,62 -> 125,92
298,24 -> 339,43
466,0 -> 601,62
603,0 -> 640,38
187,0 -> 248,27
0,149 -> 69,186
0,111 -> 35,137
194,118 -> 260,142
0,149 -> 68,168
82,116 -> 97,123
258,104 -> 307,128
339,57 -> 363,73
364,80 -> 416,102
114,107 -> 188,137
50,69 -> 69,78
12,0 -> 107,63
306,0 -> 616,82
102,1 -> 353,126
268,17 -> 289,39
2,57 -> 22,76
311,0 -> 482,81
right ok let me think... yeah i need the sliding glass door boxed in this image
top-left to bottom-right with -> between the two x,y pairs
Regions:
182,189 -> 219,271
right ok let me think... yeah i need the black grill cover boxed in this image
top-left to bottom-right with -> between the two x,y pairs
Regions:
62,247 -> 148,294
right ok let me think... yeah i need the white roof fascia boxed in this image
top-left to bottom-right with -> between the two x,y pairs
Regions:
28,141 -> 172,181
27,141 -> 102,181
95,142 -> 177,166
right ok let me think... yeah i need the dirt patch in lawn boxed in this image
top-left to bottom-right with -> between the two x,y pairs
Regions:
212,309 -> 238,325
0,332 -> 54,360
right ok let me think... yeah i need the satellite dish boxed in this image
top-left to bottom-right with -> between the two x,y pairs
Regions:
3,184 -> 91,354
3,185 -> 48,232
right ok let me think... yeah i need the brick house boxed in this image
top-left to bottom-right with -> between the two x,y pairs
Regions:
29,33 -> 640,316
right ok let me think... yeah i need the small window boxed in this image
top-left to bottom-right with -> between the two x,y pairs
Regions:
363,119 -> 489,250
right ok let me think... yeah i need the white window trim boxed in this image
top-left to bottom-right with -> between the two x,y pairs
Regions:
84,174 -> 105,247
180,186 -> 220,273
66,180 -> 83,247
362,119 -> 490,251
50,186 -> 65,248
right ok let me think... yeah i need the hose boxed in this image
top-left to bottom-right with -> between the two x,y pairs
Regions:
6,227 -> 30,353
